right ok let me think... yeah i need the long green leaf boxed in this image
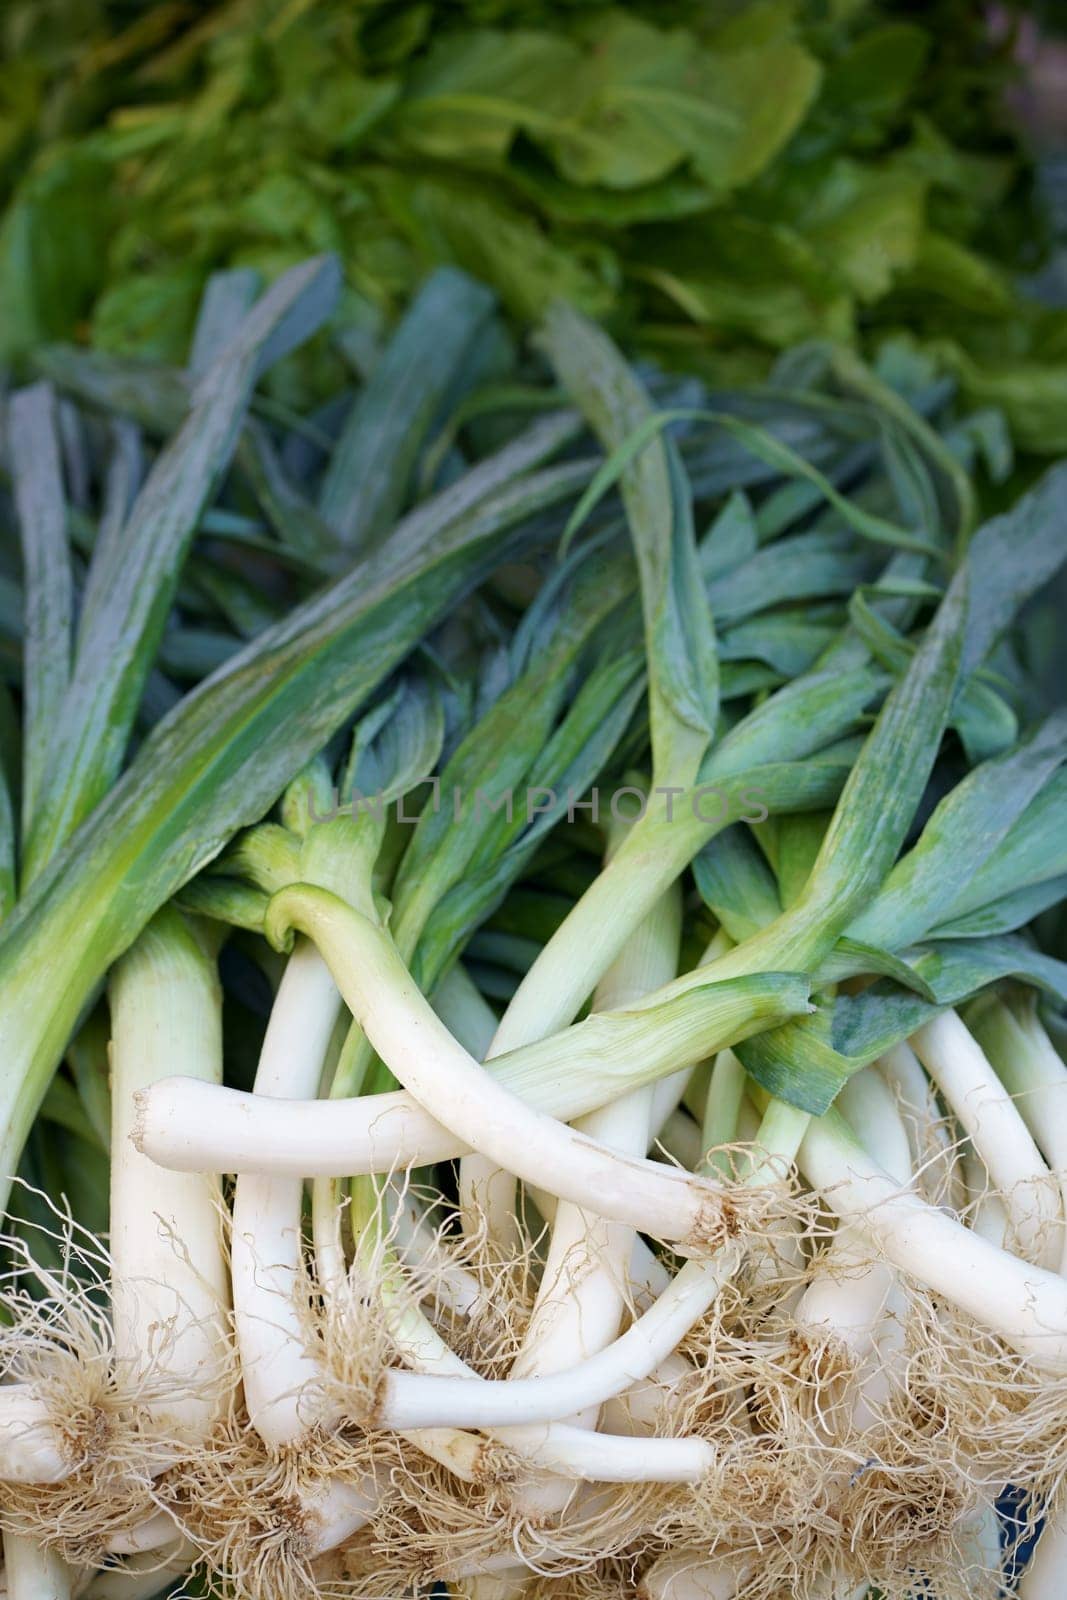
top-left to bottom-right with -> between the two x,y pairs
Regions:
23,256 -> 343,883
8,382 -> 73,841
317,267 -> 494,550
541,303 -> 718,788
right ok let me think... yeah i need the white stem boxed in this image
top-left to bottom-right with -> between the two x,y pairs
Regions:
513,885 -> 682,1387
457,891 -> 718,1250
638,1551 -> 753,1600
876,1040 -> 964,1209
510,1083 -> 655,1377
799,1112 -> 1067,1370
370,1250 -> 739,1429
655,1109 -> 703,1170
0,1387 -> 69,1484
300,1477 -> 377,1557
837,1067 -> 913,1183
1019,1499 -> 1067,1599
2,1534 -> 74,1600
389,1187 -> 489,1324
81,1544 -> 196,1600
701,1048 -> 746,1177
267,891 -> 736,1247
494,1422 -> 713,1482
852,1279 -> 908,1428
968,1002 -> 1067,1599
103,1514 -> 180,1558
362,1103 -> 808,1429
138,959 -> 789,1179
968,996 -> 1067,1273
230,938 -> 343,1448
649,1066 -> 695,1143
962,1143 -> 1011,1246
310,1175 -> 347,1296
796,1070 -> 912,1375
108,912 -> 229,1442
736,1094 -> 761,1142
911,1011 -> 1059,1264
498,885 -> 682,1528
369,1220 -> 713,1484
446,969 -> 520,1250
531,1184 -> 671,1305
599,1351 -> 696,1436
526,1185 -> 673,1306
432,964 -> 498,1060
447,1561 -> 534,1588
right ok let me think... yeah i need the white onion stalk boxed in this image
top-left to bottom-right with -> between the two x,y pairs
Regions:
2,1532 -> 74,1600
344,1170 -> 714,1485
455,792 -> 716,1246
968,993 -> 1067,1597
81,1545 -> 197,1600
638,1550 -> 753,1600
599,1351 -> 696,1437
459,915 -> 735,1249
1019,1501 -> 1067,1599
501,877 -> 683,1522
512,881 -> 682,1387
911,1010 -> 1060,1265
135,954 -> 799,1179
793,1070 -> 914,1444
439,965 -> 507,1246
875,1040 -> 964,1209
961,1143 -> 1010,1247
798,1110 -> 1067,1370
525,1185 -> 672,1306
356,1101 -> 808,1430
225,939 -> 383,1556
259,887 -> 762,1248
102,1513 -> 181,1558
108,911 -> 230,1444
701,1048 -> 746,1178
230,937 -> 343,1448
967,991 -> 1067,1273
655,1109 -> 703,1171
386,1188 -> 491,1325
0,1387 -> 69,1484
794,1068 -> 911,1363
0,915 -> 230,1491
295,1477 -> 379,1556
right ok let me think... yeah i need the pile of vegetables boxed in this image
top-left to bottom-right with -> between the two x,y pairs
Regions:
4,0 -> 1067,450
1,253 -> 1067,1600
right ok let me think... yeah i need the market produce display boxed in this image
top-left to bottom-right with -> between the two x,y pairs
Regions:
3,0 -> 1067,448
2,2 -> 1067,1595
0,238 -> 1065,1600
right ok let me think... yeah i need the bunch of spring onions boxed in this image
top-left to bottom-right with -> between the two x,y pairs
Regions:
1,252 -> 1067,1600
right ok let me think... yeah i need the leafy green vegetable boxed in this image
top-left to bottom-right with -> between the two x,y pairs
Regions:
0,0 -> 1058,451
